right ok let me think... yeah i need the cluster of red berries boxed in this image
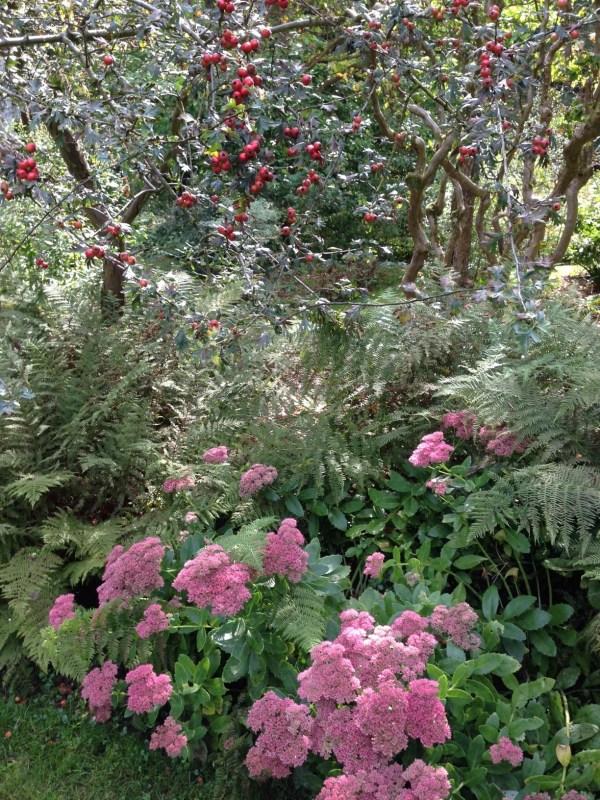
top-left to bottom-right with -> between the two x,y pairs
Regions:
250,165 -> 274,194
211,151 -> 232,174
284,126 -> 300,139
16,142 -> 39,182
35,256 -> 49,270
479,50 -> 494,89
485,39 -> 505,56
84,244 -> 106,260
221,29 -> 239,48
531,135 -> 550,157
364,211 -> 378,222
281,209 -> 296,236
451,0 -> 469,15
296,168 -> 319,195
266,0 -> 288,8
488,4 -> 500,21
238,138 -> 261,163
458,144 -> 477,164
119,251 -> 137,264
217,0 -> 235,11
231,64 -> 261,104
352,115 -> 362,132
106,223 -> 121,236
241,38 -> 260,54
201,51 -> 227,71
370,162 -> 384,172
234,210 -> 249,223
306,141 -> 323,161
217,223 -> 236,240
402,17 -> 415,31
432,7 -> 445,21
1,180 -> 14,201
176,191 -> 197,207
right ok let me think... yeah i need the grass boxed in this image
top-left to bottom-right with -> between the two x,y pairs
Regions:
0,682 -> 206,800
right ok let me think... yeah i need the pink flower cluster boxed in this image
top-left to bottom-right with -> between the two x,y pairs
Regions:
430,603 -> 480,651
363,552 -> 385,579
183,511 -> 198,523
246,691 -> 313,778
125,664 -> 172,713
162,475 -> 195,493
136,603 -> 170,639
172,543 -> 252,616
48,593 -> 75,630
408,432 -> 454,468
239,464 -> 278,498
149,716 -> 187,757
203,446 -> 229,464
263,518 -> 308,583
97,537 -> 166,606
246,608 -> 452,800
81,661 -> 118,723
489,737 -> 524,767
442,410 -> 528,458
442,409 -> 476,439
426,477 -> 449,495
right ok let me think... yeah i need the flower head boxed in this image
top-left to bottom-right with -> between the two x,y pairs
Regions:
363,552 -> 385,579
48,593 -> 75,630
125,664 -> 172,713
136,603 -> 170,639
203,446 -> 229,464
149,716 -> 187,756
172,543 -> 252,616
81,661 -> 118,723
489,737 -> 524,767
263,518 -> 308,582
408,431 -> 454,468
97,537 -> 166,606
239,464 -> 277,498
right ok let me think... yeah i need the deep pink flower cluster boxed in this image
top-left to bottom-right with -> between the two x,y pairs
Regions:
442,409 -> 476,439
97,537 -> 166,606
163,475 -> 195,493
408,432 -> 454,468
172,543 -> 252,616
48,593 -> 75,630
489,737 -> 524,767
246,609 -> 452,800
263,518 -> 308,582
485,430 -> 528,457
363,552 -> 385,579
239,464 -> 278,498
559,793 -> 588,800
136,603 -> 170,639
246,691 -> 313,779
430,603 -> 479,651
523,794 -> 551,800
425,477 -> 449,495
203,446 -> 229,464
125,664 -> 172,713
81,661 -> 118,723
149,716 -> 187,756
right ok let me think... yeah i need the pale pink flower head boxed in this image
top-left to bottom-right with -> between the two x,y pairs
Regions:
81,661 -> 118,723
48,593 -> 76,630
430,603 -> 479,650
408,431 -> 454,468
263,518 -> 308,582
403,759 -> 452,800
354,673 -> 409,757
183,511 -> 199,523
298,641 -> 360,704
405,678 -> 451,748
489,737 -> 524,767
149,716 -> 187,756
136,603 -> 170,639
391,610 -> 429,639
486,430 -> 528,457
426,477 -> 449,495
97,537 -> 166,606
245,691 -> 313,779
172,542 -> 252,616
125,664 -> 172,713
239,464 -> 277,498
363,552 -> 385,579
163,475 -> 195,493
203,446 -> 229,464
442,409 -> 476,439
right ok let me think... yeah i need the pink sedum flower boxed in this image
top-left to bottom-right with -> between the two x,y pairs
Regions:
172,543 -> 252,616
81,661 -> 118,723
149,716 -> 187,756
163,475 -> 195,493
203,446 -> 229,464
183,511 -> 199,523
48,593 -> 75,630
489,737 -> 524,767
426,477 -> 449,495
125,664 -> 172,714
136,604 -> 170,639
298,641 -> 361,704
363,552 -> 385,579
239,464 -> 277,498
97,537 -> 165,607
442,409 -> 476,439
403,759 -> 452,800
405,679 -> 451,748
263,518 -> 308,582
408,431 -> 454,468
430,603 -> 479,651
